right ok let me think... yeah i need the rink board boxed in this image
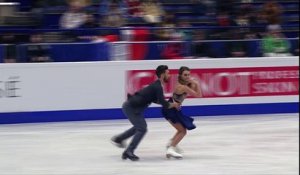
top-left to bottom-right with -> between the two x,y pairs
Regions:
0,57 -> 299,124
0,103 -> 298,124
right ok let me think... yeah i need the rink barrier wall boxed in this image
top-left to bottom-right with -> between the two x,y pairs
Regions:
0,57 -> 299,124
0,103 -> 298,124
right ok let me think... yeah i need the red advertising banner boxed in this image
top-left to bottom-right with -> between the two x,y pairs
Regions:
126,66 -> 299,98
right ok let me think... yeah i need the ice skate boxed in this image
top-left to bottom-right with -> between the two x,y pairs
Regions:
111,136 -> 126,148
122,150 -> 139,161
166,146 -> 183,159
166,140 -> 183,153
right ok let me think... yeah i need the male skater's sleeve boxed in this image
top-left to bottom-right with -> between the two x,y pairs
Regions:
156,83 -> 170,109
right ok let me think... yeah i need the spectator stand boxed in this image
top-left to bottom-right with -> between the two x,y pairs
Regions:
0,0 -> 299,62
0,27 -> 298,63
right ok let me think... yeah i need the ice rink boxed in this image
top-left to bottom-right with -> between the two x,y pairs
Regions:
0,113 -> 298,175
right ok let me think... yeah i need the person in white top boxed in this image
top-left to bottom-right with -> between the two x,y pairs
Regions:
59,1 -> 88,29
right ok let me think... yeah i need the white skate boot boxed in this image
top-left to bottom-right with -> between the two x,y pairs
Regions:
166,146 -> 183,159
166,141 -> 183,154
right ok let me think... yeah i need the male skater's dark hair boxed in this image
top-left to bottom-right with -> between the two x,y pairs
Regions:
156,65 -> 169,78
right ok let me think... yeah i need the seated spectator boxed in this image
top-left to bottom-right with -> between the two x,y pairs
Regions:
83,13 -> 97,28
261,1 -> 282,27
227,29 -> 247,57
141,0 -> 165,25
176,19 -> 193,41
29,0 -> 46,27
27,33 -> 52,62
0,34 -> 17,63
101,1 -> 126,28
294,47 -> 299,56
191,30 -> 210,58
249,11 -> 268,39
216,0 -> 236,16
262,26 -> 291,57
191,0 -> 216,16
59,1 -> 92,41
98,0 -> 127,22
155,13 -> 176,40
98,0 -> 110,17
125,0 -> 143,17
160,33 -> 184,60
234,13 -> 250,27
216,11 -> 232,27
72,0 -> 91,7
215,11 -> 235,39
292,36 -> 299,56
59,1 -> 88,29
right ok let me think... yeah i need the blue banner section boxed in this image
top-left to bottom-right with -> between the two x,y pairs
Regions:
0,103 -> 298,124
50,42 -> 110,62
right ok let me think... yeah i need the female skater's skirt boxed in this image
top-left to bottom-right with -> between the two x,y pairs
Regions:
162,99 -> 196,130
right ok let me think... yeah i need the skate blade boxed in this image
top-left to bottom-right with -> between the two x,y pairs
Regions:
166,154 -> 183,159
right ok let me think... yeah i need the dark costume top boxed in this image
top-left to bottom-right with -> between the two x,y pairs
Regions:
162,92 -> 196,130
128,80 -> 170,109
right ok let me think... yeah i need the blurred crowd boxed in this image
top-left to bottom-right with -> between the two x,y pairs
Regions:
0,0 -> 298,63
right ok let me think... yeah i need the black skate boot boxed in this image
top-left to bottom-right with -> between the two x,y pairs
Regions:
122,150 -> 139,161
111,136 -> 126,148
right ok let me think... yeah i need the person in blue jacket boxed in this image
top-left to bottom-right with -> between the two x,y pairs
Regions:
162,66 -> 202,159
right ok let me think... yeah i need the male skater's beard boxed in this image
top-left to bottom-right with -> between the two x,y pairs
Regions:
163,76 -> 170,83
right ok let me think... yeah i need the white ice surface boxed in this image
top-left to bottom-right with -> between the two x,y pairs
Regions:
0,113 -> 299,175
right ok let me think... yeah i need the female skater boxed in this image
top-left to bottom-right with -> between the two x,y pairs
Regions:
162,66 -> 202,159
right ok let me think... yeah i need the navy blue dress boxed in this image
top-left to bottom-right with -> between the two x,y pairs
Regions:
162,97 -> 196,130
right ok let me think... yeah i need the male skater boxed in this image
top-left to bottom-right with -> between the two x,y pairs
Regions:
111,65 -> 180,161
